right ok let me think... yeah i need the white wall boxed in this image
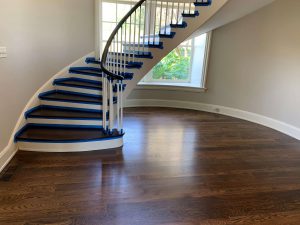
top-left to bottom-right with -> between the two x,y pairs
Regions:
128,0 -> 300,129
0,0 -> 95,151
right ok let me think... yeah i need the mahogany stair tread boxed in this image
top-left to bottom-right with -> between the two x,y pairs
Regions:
39,91 -> 103,104
69,67 -> 102,76
194,0 -> 212,6
27,106 -> 103,120
71,64 -> 134,80
16,125 -> 122,142
170,21 -> 188,28
54,78 -> 102,90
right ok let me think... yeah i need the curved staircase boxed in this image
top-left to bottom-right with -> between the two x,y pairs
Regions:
14,0 -> 228,152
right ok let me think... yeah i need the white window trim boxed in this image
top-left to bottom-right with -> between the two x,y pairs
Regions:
138,31 -> 212,92
136,83 -> 207,93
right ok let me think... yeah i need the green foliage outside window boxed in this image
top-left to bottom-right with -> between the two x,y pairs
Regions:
152,46 -> 191,81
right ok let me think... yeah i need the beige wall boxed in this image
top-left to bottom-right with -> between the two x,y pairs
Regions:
0,0 -> 95,150
129,0 -> 300,128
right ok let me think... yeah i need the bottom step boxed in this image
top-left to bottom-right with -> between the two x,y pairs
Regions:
15,125 -> 124,152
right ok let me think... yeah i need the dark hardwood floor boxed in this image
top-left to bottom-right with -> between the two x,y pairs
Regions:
1,107 -> 300,224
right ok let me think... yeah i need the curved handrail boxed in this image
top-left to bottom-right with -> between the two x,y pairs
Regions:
100,0 -> 147,80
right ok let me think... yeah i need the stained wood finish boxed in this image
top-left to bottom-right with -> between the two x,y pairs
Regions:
16,126 -> 121,142
28,106 -> 103,119
2,107 -> 300,224
40,91 -> 102,103
55,79 -> 101,89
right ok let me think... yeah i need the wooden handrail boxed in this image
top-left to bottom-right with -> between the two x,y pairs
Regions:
100,0 -> 147,80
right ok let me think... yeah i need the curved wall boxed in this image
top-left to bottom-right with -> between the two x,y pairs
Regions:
128,0 -> 300,136
0,0 -> 95,151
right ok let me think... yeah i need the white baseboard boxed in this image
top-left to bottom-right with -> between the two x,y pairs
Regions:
125,99 -> 300,140
0,142 -> 18,173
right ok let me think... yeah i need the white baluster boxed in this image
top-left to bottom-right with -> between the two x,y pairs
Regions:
117,81 -> 121,131
148,0 -> 152,45
138,6 -> 142,55
165,1 -> 168,34
159,1 -> 163,34
143,2 -> 147,52
102,73 -> 107,132
120,80 -> 123,133
177,1 -> 180,24
153,0 -> 158,44
109,79 -> 114,133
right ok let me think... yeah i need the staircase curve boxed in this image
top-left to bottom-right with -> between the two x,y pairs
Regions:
14,0 -> 228,152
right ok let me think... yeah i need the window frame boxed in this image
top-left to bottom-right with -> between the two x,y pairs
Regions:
141,39 -> 195,84
138,31 -> 212,91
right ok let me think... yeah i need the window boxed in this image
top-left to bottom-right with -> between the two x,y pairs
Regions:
100,0 -> 138,52
139,32 -> 211,89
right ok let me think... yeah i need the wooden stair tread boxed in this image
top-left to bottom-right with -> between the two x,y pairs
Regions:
17,125 -> 122,142
40,91 -> 102,104
28,106 -> 103,119
71,69 -> 101,74
55,79 -> 102,90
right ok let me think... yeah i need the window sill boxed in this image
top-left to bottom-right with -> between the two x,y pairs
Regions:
137,82 -> 207,93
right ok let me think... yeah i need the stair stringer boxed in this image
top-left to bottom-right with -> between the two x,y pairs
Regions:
119,0 -> 229,100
